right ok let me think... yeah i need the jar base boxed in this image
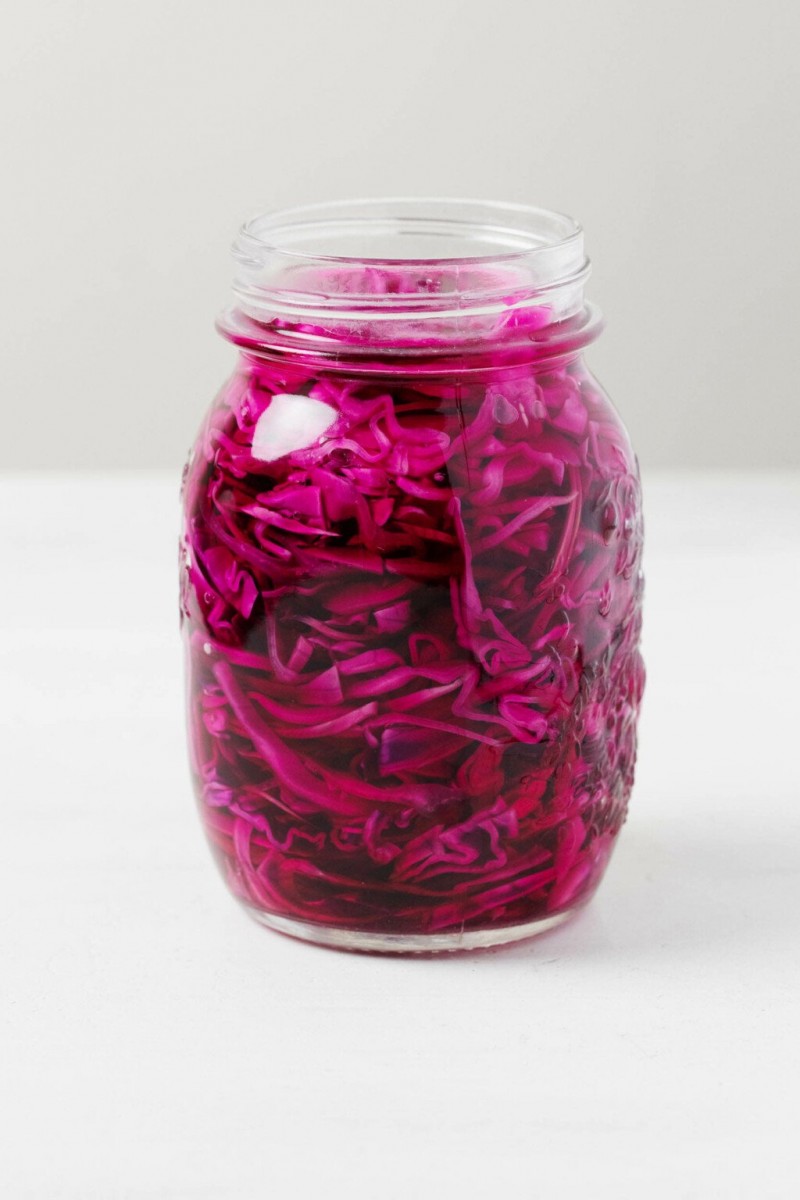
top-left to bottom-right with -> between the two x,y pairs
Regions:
243,905 -> 579,954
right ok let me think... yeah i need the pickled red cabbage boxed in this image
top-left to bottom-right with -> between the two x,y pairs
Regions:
180,292 -> 644,939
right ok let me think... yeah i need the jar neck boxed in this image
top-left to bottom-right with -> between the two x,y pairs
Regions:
217,199 -> 603,368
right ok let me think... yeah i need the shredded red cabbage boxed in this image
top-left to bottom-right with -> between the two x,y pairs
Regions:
181,290 -> 644,938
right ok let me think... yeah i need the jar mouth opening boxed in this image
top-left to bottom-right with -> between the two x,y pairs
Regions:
235,198 -> 583,267
226,199 -> 594,356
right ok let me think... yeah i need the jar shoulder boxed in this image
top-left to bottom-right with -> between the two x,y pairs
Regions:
184,355 -> 638,505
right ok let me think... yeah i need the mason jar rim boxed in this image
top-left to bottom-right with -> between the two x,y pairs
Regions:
222,198 -> 599,361
234,197 -> 585,269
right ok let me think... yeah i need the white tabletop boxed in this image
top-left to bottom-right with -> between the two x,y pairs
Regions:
1,471 -> 798,1199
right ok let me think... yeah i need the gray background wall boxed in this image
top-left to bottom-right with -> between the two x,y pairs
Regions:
2,0 -> 798,472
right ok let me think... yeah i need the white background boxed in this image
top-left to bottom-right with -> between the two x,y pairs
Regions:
1,0 -> 799,471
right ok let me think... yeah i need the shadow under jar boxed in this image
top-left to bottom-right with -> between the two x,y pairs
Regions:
180,199 -> 645,953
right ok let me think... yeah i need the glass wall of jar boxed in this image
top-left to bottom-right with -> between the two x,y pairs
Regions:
180,200 -> 645,952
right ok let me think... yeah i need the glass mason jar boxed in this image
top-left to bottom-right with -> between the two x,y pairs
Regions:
180,199 -> 644,952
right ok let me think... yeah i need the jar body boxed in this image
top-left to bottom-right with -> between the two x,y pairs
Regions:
180,347 -> 644,950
